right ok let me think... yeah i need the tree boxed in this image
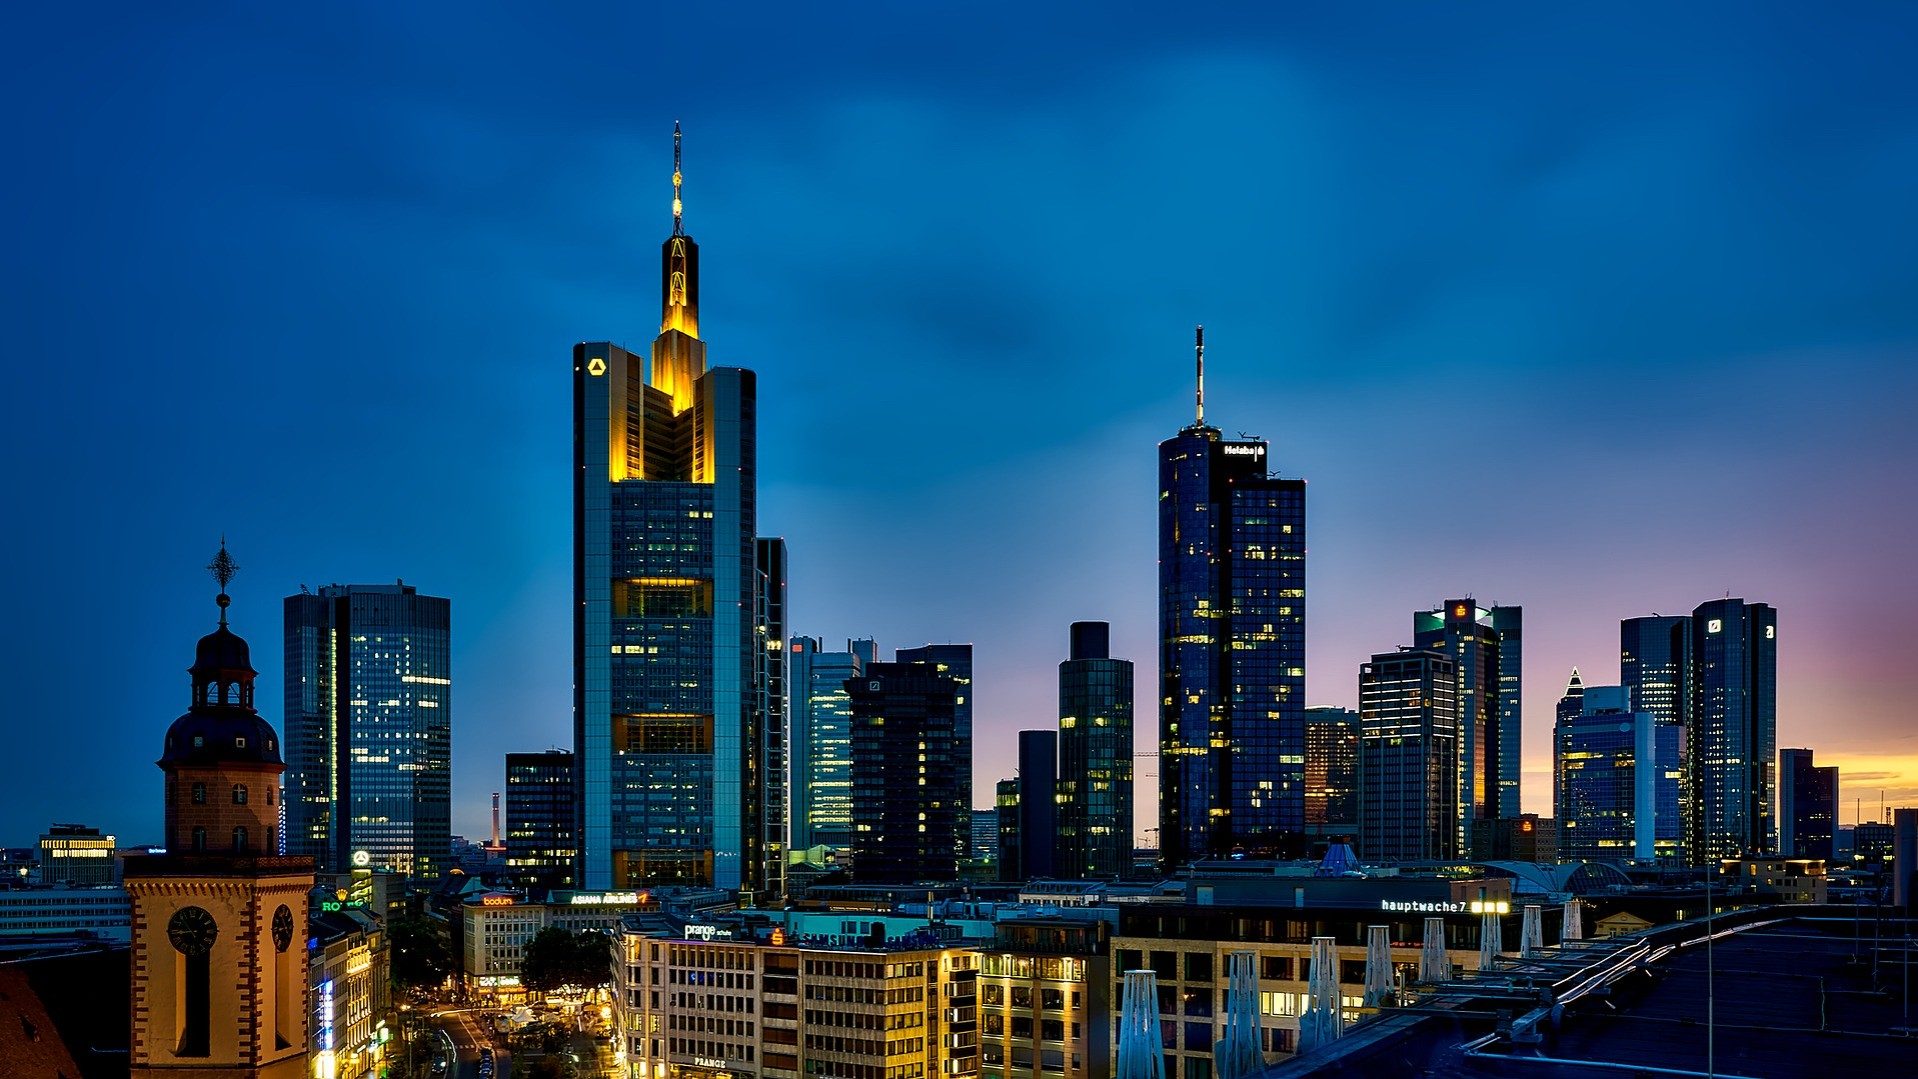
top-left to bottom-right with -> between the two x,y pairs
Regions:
519,927 -> 579,994
387,915 -> 452,991
570,928 -> 614,991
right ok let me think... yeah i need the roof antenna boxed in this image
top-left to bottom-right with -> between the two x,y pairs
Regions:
207,537 -> 238,626
1195,325 -> 1205,426
672,120 -> 684,236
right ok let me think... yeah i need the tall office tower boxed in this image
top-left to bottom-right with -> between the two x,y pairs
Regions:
1013,730 -> 1059,879
573,127 -> 781,894
1056,621 -> 1135,879
970,808 -> 1001,868
1555,668 -> 1585,724
896,643 -> 974,860
994,779 -> 1021,883
1778,748 -> 1836,861
846,661 -> 965,883
284,582 -> 451,879
1690,598 -> 1777,861
1303,707 -> 1359,839
1487,607 -> 1523,819
788,638 -> 875,853
1412,600 -> 1521,845
1357,648 -> 1458,861
1158,329 -> 1307,866
754,538 -> 788,903
1620,614 -> 1693,857
505,750 -> 576,891
1554,685 -> 1682,863
126,549 -> 311,1078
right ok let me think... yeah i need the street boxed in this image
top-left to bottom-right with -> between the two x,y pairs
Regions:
432,1008 -> 513,1079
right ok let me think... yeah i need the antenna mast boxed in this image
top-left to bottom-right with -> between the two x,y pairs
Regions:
1195,325 -> 1205,426
672,120 -> 684,235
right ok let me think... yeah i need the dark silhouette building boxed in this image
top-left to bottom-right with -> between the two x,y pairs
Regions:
896,643 -> 974,862
1778,748 -> 1836,862
1057,621 -> 1134,879
505,750 -> 576,891
1158,329 -> 1307,867
1013,729 -> 1058,880
847,661 -> 965,883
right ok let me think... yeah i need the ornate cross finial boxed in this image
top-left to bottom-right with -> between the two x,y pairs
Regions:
672,120 -> 684,236
207,539 -> 238,624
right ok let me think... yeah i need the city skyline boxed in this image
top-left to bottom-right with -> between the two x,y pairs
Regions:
8,5 -> 1918,848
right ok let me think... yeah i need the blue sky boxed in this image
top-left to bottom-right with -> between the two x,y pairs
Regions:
5,3 -> 1917,846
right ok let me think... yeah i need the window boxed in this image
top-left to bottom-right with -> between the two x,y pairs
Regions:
233,827 -> 248,852
192,783 -> 206,805
191,828 -> 207,852
232,785 -> 248,805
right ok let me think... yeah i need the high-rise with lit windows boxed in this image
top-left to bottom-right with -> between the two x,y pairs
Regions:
788,637 -> 876,854
1779,747 -> 1837,862
505,749 -> 575,890
1357,648 -> 1458,861
284,582 -> 451,879
572,127 -> 783,897
1158,329 -> 1307,867
1412,600 -> 1523,844
1690,598 -> 1777,862
1056,621 -> 1134,879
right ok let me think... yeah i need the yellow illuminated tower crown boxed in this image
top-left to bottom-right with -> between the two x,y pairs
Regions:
651,120 -> 704,413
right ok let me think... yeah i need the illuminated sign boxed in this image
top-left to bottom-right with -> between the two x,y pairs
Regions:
317,979 -> 335,1050
568,891 -> 642,905
587,357 -> 607,376
770,927 -> 786,946
1380,899 -> 1466,913
481,895 -> 515,907
351,850 -> 371,868
319,900 -> 367,913
1706,619 -> 1723,634
1765,625 -> 1775,639
1467,899 -> 1511,915
695,1058 -> 729,1070
1221,442 -> 1265,458
684,924 -> 734,941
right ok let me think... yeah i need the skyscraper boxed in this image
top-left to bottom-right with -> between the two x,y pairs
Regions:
126,549 -> 311,1078
505,750 -> 576,891
573,126 -> 781,894
788,637 -> 875,855
1013,729 -> 1059,880
1620,614 -> 1693,858
1056,621 -> 1134,879
284,582 -> 451,879
1690,599 -> 1777,861
847,661 -> 965,883
755,537 -> 788,902
1358,649 -> 1458,861
896,643 -> 974,861
1554,685 -> 1682,863
1412,600 -> 1521,846
1778,748 -> 1836,862
1159,329 -> 1307,866
1302,707 -> 1359,840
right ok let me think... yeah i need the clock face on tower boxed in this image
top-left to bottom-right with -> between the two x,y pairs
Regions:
272,905 -> 293,952
168,906 -> 219,956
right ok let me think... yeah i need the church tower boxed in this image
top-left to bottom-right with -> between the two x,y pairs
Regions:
126,545 -> 313,1078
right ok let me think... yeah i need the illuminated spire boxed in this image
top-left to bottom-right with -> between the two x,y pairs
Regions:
1194,325 -> 1206,426
672,119 -> 684,236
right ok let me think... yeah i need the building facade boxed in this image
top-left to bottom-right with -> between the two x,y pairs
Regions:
1056,621 -> 1134,880
1554,686 -> 1682,863
1014,730 -> 1058,881
506,750 -> 577,891
896,644 -> 975,863
847,661 -> 966,883
284,582 -> 452,879
1158,359 -> 1307,867
1412,601 -> 1522,846
1620,614 -> 1693,856
1302,707 -> 1359,840
37,825 -> 116,886
307,908 -> 390,1079
1690,599 -> 1777,861
0,886 -> 131,941
1778,748 -> 1836,862
977,914 -> 1112,1079
573,130 -> 780,896
1357,649 -> 1458,861
787,638 -> 875,855
125,556 -> 312,1078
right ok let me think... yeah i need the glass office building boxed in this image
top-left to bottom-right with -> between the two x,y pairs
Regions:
505,750 -> 576,890
1691,598 -> 1777,862
1357,649 -> 1457,861
1554,685 -> 1683,863
572,135 -> 782,895
787,637 -> 875,853
896,643 -> 974,862
1158,410 -> 1306,867
1056,621 -> 1134,879
1412,600 -> 1522,847
284,583 -> 451,879
1302,707 -> 1359,839
846,661 -> 966,883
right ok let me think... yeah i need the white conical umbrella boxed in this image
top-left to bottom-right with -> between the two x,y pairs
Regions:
1297,936 -> 1344,1053
1478,909 -> 1501,971
1117,969 -> 1165,1079
1419,916 -> 1449,982
1562,897 -> 1584,942
1520,904 -> 1544,958
1363,926 -> 1393,1007
1213,950 -> 1263,1078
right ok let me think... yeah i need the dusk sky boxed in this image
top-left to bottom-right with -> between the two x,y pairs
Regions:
5,4 -> 1916,847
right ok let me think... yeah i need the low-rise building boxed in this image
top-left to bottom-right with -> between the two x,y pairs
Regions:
462,889 -> 713,999
309,907 -> 391,1079
37,825 -> 116,887
614,914 -> 980,1079
0,886 -> 131,941
977,912 -> 1113,1079
1717,857 -> 1827,903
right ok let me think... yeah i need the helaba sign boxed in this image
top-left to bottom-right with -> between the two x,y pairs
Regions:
1221,442 -> 1265,458
1380,899 -> 1466,913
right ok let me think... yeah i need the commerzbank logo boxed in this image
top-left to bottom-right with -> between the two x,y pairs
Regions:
587,357 -> 607,377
